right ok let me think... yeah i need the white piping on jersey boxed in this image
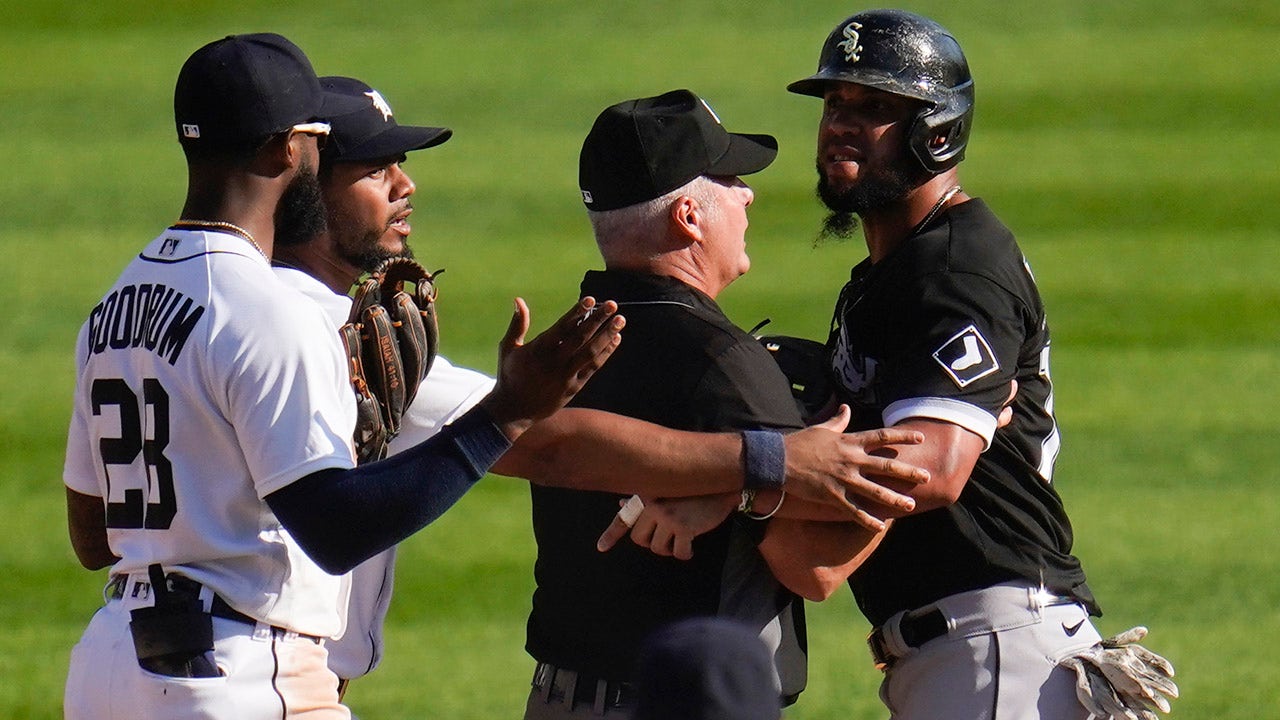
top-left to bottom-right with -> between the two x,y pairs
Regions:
615,300 -> 696,310
883,396 -> 998,451
1036,345 -> 1061,483
1038,426 -> 1061,484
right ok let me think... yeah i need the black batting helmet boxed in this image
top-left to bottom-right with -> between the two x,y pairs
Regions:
788,9 -> 974,174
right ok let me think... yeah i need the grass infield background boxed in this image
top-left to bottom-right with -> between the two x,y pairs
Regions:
1,1 -> 1277,718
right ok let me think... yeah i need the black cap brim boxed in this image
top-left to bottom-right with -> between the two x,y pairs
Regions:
706,132 -> 778,177
330,124 -> 452,163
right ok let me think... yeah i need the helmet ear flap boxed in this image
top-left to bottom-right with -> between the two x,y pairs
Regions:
908,87 -> 973,174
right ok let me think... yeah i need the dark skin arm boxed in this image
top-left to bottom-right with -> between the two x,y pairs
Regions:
600,384 -> 1013,598
883,418 -> 984,511
496,404 -> 926,526
756,418 -> 981,599
759,518 -> 889,602
66,487 -> 118,571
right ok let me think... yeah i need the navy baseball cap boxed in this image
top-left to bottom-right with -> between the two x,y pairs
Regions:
631,617 -> 781,720
579,89 -> 777,211
318,76 -> 452,163
174,33 -> 365,152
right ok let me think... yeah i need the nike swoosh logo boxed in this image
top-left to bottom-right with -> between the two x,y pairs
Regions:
1063,619 -> 1086,637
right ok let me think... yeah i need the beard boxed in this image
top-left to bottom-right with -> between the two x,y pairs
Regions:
274,162 -> 328,248
814,151 -> 929,242
329,203 -> 415,273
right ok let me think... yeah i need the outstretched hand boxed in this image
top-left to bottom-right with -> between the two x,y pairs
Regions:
781,404 -> 928,529
481,297 -> 623,440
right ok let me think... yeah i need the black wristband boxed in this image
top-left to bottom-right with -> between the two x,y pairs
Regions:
741,430 -> 786,491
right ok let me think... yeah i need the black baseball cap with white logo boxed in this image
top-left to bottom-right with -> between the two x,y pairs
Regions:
579,89 -> 777,211
174,33 -> 366,153
319,76 -> 453,163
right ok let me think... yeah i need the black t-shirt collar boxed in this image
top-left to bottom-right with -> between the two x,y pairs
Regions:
580,269 -> 724,317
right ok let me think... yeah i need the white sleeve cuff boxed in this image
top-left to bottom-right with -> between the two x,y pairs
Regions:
883,397 -> 997,450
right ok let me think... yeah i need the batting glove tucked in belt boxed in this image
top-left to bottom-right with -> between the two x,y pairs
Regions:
1059,626 -> 1179,720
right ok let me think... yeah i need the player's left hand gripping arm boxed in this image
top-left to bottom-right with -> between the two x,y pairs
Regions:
882,377 -> 1017,512
879,418 -> 984,511
593,405 -> 930,557
495,404 -> 925,509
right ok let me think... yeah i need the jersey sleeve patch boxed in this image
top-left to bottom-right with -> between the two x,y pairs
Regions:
932,324 -> 1000,388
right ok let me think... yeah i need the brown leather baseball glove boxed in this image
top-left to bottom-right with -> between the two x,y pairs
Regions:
339,257 -> 441,463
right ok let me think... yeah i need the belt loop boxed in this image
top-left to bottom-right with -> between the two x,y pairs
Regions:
562,671 -> 578,709
592,678 -> 608,716
198,584 -> 215,613
251,621 -> 273,642
104,575 -> 124,604
880,610 -> 913,658
539,665 -> 555,703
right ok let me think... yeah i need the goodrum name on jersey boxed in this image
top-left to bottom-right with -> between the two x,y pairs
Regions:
85,283 -> 205,365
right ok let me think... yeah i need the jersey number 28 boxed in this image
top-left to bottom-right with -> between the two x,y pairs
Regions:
92,377 -> 176,530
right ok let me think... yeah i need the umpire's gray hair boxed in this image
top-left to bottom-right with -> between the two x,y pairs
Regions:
588,176 -> 723,254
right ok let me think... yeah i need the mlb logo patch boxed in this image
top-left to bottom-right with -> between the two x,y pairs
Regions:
932,324 -> 999,388
182,124 -> 201,139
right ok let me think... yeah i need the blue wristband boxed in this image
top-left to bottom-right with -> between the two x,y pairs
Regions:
444,405 -> 513,476
741,430 -> 786,491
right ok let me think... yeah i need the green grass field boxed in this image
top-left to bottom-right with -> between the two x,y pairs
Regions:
2,1 -> 1277,718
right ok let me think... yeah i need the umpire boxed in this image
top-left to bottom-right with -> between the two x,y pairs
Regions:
523,90 -> 805,719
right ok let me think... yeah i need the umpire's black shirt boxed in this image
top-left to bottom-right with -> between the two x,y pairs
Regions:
527,269 -> 807,698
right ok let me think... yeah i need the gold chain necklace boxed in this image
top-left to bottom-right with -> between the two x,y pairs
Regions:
173,219 -> 268,261
911,185 -> 963,236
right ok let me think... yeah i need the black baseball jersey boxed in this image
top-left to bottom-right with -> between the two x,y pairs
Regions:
827,199 -> 1098,627
527,270 -> 807,698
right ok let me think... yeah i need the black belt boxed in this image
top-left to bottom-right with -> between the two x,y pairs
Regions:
866,590 -> 1082,671
531,661 -> 636,713
108,574 -> 323,644
866,608 -> 948,671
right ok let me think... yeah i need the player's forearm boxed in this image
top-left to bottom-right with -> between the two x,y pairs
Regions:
493,408 -> 749,497
267,406 -> 510,575
759,518 -> 888,601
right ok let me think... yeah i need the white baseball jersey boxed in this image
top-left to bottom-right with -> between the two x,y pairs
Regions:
274,265 -> 494,678
63,228 -> 358,638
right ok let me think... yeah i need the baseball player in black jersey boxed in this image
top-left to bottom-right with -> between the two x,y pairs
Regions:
786,9 -> 1105,719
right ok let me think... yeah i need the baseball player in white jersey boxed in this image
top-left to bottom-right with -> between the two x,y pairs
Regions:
63,34 -> 624,720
